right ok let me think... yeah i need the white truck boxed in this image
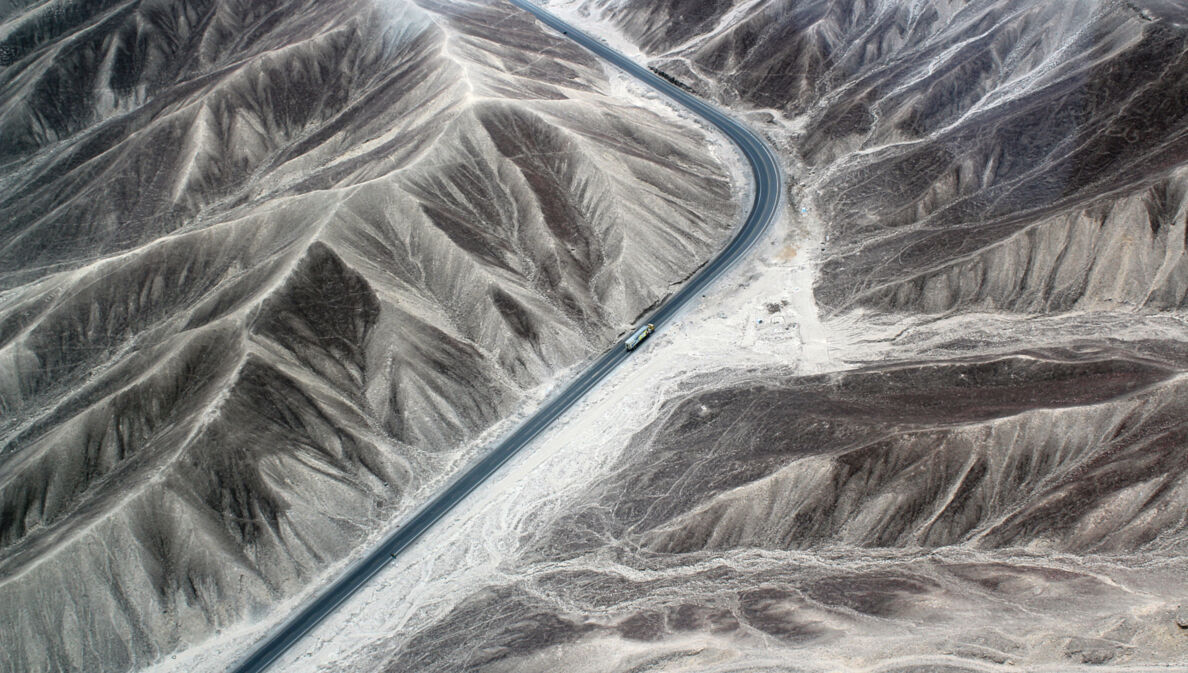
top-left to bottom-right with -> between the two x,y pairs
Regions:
624,323 -> 654,350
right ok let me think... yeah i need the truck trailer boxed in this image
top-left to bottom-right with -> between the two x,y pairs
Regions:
625,323 -> 654,350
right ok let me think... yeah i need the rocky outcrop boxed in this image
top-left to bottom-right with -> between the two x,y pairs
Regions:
559,0 -> 1188,314
374,348 -> 1188,673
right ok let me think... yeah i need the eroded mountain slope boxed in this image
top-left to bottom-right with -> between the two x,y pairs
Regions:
563,0 -> 1188,313
371,347 -> 1188,673
0,1 -> 738,671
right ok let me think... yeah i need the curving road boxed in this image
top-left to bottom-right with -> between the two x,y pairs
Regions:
230,3 -> 782,672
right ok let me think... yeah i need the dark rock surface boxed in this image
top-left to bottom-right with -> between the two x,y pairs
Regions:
374,348 -> 1188,672
576,0 -> 1188,314
548,351 -> 1186,555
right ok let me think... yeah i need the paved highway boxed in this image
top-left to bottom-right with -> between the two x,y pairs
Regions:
230,3 -> 782,671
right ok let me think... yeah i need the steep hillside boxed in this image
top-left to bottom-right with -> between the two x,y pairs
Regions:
0,1 -> 738,671
563,0 -> 1188,313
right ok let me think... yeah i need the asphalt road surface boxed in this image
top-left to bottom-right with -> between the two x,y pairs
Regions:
230,3 -> 783,671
